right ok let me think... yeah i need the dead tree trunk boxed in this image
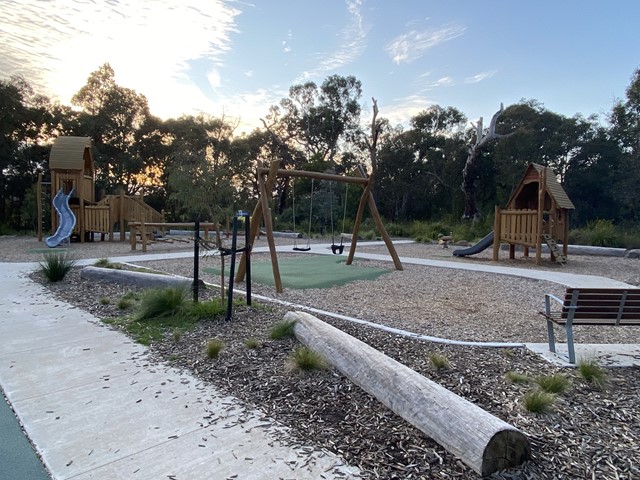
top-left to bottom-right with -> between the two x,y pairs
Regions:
461,103 -> 511,220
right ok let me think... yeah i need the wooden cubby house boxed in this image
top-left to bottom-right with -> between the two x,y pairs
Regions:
493,163 -> 575,264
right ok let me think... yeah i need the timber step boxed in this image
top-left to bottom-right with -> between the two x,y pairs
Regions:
542,234 -> 567,263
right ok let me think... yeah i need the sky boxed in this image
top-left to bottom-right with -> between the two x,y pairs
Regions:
1,0 -> 639,134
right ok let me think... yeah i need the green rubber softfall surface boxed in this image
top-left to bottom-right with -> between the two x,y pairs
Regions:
205,255 -> 389,289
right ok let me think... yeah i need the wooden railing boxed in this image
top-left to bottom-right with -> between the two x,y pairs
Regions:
498,209 -> 538,247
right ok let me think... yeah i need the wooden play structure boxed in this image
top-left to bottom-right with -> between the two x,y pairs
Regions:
493,163 -> 575,265
235,160 -> 402,293
38,136 -> 163,242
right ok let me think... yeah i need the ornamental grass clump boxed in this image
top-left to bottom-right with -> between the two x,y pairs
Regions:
269,319 -> 297,340
289,346 -> 329,372
39,252 -> 76,282
428,353 -> 450,370
135,286 -> 189,322
578,358 -> 608,390
522,389 -> 556,414
244,337 -> 260,349
505,371 -> 532,384
205,339 -> 224,359
536,373 -> 571,394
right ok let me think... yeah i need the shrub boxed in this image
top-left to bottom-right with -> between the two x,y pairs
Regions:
289,346 -> 329,371
172,329 -> 182,342
522,390 -> 556,413
536,373 -> 570,394
205,339 -> 224,359
39,252 -> 76,282
135,286 -> 189,321
585,219 -> 618,247
269,319 -> 297,340
578,358 -> 608,390
99,297 -> 111,305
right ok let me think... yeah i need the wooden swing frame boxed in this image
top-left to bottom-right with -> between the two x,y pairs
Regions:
235,159 -> 403,293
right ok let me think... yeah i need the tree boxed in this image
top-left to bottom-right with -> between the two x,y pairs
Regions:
72,63 -> 155,194
272,74 -> 363,167
461,104 -> 513,220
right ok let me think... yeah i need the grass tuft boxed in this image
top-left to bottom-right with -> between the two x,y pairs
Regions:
135,286 -> 189,321
244,337 -> 260,349
577,358 -> 608,390
428,353 -> 450,370
116,297 -> 134,310
99,297 -> 111,305
185,299 -> 225,320
269,319 -> 297,340
522,390 -> 556,413
536,373 -> 570,394
289,346 -> 329,372
94,258 -> 121,269
205,339 -> 224,359
505,371 -> 532,384
39,252 -> 76,282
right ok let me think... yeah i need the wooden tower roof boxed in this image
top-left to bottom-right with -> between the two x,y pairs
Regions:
49,136 -> 94,173
507,163 -> 575,210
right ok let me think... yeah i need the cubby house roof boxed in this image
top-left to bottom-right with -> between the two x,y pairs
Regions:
508,163 -> 575,210
49,136 -> 94,172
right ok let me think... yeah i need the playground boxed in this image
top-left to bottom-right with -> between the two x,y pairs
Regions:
2,233 -> 640,478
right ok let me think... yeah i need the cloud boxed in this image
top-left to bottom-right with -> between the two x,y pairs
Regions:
297,0 -> 369,81
0,0 -> 240,116
382,94 -> 437,127
386,23 -> 466,65
464,70 -> 497,84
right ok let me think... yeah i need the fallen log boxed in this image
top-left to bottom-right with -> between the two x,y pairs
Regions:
288,311 -> 530,476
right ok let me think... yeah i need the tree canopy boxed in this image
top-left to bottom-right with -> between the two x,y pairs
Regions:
2,63 -> 640,232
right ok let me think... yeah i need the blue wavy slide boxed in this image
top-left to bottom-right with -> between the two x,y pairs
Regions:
452,231 -> 494,257
45,188 -> 76,248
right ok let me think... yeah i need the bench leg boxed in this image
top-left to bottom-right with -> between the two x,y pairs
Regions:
546,319 -> 556,354
565,324 -> 576,364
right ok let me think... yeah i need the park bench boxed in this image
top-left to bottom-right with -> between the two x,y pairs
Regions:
541,287 -> 640,363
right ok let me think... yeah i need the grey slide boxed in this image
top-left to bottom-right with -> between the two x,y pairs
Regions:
45,188 -> 76,248
452,231 -> 494,257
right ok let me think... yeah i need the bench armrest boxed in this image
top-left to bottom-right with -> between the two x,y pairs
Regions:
544,293 -> 578,315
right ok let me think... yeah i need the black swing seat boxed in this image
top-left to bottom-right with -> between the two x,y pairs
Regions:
293,246 -> 311,252
331,244 -> 344,254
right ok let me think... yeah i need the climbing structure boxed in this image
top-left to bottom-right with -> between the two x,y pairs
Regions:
493,163 -> 575,264
46,136 -> 163,242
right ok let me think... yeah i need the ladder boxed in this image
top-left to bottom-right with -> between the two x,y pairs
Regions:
541,234 -> 567,263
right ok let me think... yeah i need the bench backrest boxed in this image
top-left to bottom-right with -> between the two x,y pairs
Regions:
562,288 -> 640,325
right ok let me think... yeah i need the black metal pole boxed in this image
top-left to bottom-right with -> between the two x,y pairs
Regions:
193,219 -> 200,303
244,212 -> 251,306
225,215 -> 238,321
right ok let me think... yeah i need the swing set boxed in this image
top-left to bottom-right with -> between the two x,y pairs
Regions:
236,159 -> 402,293
291,178 -> 349,254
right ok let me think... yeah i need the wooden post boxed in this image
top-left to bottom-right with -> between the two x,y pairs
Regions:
492,206 -> 501,261
141,220 -> 147,252
236,160 -> 281,283
536,168 -> 546,265
289,311 -> 530,476
346,165 -> 402,270
130,223 -> 137,250
119,190 -> 125,241
346,176 -> 373,266
257,169 -> 283,292
37,173 -> 43,241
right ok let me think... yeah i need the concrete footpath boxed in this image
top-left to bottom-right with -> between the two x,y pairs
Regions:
0,262 -> 358,480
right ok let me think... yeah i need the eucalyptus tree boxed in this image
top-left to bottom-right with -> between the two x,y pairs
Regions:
72,63 -> 157,194
272,74 -> 363,167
